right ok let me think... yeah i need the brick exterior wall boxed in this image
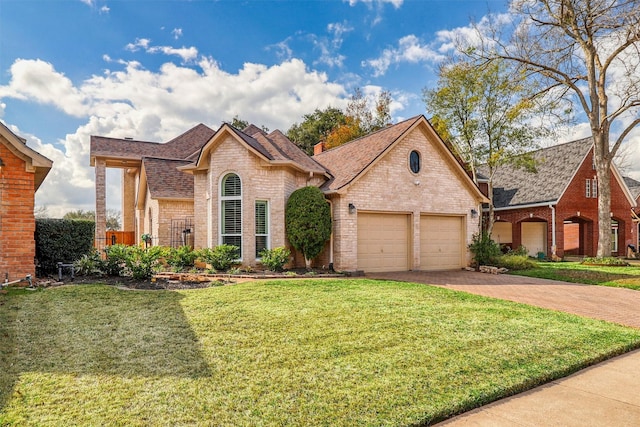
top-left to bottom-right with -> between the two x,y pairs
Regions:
121,169 -> 136,232
203,135 -> 323,267
0,142 -> 37,280
158,200 -> 194,246
331,126 -> 482,271
491,149 -> 634,258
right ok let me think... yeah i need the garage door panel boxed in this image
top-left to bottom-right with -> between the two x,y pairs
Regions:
421,215 -> 463,271
521,222 -> 546,257
357,213 -> 409,272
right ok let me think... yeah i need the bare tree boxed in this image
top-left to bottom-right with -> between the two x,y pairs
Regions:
474,0 -> 640,257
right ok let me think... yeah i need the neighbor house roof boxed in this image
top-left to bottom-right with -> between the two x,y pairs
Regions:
90,123 -> 215,165
0,121 -> 53,191
313,116 -> 421,192
624,176 -> 640,200
481,137 -> 594,209
142,158 -> 194,199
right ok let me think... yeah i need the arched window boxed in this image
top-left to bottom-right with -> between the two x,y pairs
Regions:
221,173 -> 242,258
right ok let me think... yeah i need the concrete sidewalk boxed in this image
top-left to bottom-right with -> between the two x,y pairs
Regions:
438,348 -> 640,426
367,271 -> 640,426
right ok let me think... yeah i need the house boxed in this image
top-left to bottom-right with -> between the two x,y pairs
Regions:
481,138 -> 636,258
0,122 -> 53,280
90,115 -> 488,272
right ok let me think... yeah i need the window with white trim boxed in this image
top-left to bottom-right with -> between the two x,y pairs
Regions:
611,219 -> 619,252
255,200 -> 269,258
592,178 -> 597,198
221,173 -> 242,258
585,179 -> 591,198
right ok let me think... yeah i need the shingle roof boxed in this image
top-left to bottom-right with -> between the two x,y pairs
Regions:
482,137 -> 593,208
624,176 -> 640,200
143,158 -> 194,199
90,123 -> 215,163
313,116 -> 421,191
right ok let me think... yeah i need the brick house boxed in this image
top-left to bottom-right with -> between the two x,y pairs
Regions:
0,122 -> 53,280
481,138 -> 636,258
90,115 -> 488,272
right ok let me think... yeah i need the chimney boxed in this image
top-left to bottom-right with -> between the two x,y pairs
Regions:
313,141 -> 326,155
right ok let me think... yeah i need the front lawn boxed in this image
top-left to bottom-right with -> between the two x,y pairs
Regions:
510,261 -> 640,290
2,280 -> 640,426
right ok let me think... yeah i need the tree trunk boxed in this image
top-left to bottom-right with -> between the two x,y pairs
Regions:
595,149 -> 612,258
304,257 -> 312,270
486,177 -> 495,237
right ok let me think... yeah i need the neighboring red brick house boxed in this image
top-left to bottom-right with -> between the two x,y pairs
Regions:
0,122 -> 53,280
481,138 -> 636,258
91,116 -> 489,272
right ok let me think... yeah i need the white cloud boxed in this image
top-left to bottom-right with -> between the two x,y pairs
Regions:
125,38 -> 197,63
435,13 -> 513,54
172,28 -> 183,40
0,57 -> 348,216
311,22 -> 353,68
363,35 -> 445,77
347,0 -> 403,9
100,5 -> 110,14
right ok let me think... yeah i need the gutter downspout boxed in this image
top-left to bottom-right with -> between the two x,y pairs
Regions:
549,204 -> 556,257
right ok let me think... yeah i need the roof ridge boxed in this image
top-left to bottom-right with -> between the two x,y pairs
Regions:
315,115 -> 422,156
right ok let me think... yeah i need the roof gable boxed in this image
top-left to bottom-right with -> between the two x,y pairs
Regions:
0,121 -> 53,191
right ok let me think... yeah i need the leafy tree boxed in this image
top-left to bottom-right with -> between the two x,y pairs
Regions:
285,186 -> 331,269
473,0 -> 640,256
63,209 -> 121,230
424,59 -> 550,235
324,88 -> 393,149
286,107 -> 346,155
228,115 -> 249,130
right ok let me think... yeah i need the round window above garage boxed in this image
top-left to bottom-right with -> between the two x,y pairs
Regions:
409,150 -> 421,174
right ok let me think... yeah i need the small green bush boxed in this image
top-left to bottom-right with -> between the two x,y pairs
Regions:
73,250 -> 105,276
165,246 -> 197,271
581,257 -> 629,266
468,232 -> 501,267
508,245 -> 528,257
259,247 -> 291,272
197,245 -> 239,271
495,254 -> 538,270
123,246 -> 165,280
103,244 -> 130,276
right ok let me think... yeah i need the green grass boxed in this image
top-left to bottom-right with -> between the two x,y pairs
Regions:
510,261 -> 640,290
2,280 -> 640,426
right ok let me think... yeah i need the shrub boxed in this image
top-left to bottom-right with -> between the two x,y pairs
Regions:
285,186 -> 331,269
165,246 -> 197,271
468,232 -> 501,267
508,245 -> 528,257
103,244 -> 130,276
259,247 -> 291,272
197,245 -> 239,271
123,246 -> 165,280
36,219 -> 95,274
495,254 -> 538,270
581,257 -> 629,266
73,250 -> 105,276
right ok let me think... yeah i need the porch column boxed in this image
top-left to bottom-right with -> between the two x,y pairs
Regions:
122,168 -> 136,232
95,158 -> 107,251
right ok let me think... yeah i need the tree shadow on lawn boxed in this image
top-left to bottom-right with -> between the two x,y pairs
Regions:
0,285 -> 211,410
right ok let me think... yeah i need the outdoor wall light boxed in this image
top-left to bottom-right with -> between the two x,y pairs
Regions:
470,208 -> 478,218
0,157 -> 4,167
348,203 -> 356,214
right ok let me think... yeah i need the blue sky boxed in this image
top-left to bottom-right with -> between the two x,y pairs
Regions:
2,0 -> 626,217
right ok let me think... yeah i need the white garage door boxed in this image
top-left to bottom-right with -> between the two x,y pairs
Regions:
421,215 -> 464,270
491,221 -> 513,245
521,222 -> 547,256
357,213 -> 409,272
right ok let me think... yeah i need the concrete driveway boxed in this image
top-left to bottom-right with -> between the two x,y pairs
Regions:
368,270 -> 640,328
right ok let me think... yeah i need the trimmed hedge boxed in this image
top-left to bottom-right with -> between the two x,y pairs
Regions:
36,219 -> 95,274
